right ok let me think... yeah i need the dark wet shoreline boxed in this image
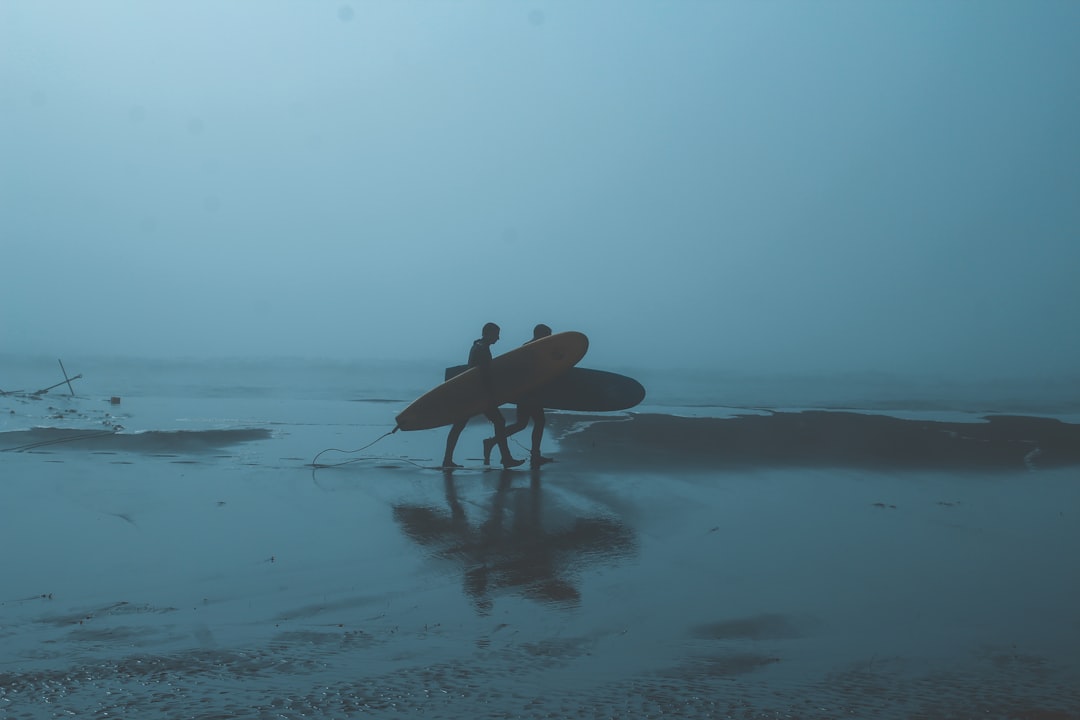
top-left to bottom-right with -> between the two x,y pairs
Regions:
0,427 -> 273,454
551,411 -> 1080,471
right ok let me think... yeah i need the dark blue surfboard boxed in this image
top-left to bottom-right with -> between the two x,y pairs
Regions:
444,365 -> 645,412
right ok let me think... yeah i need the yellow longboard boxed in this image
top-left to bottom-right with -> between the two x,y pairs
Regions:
395,331 -> 589,431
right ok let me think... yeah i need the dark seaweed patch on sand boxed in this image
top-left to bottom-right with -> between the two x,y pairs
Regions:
36,602 -> 178,628
692,613 -> 802,641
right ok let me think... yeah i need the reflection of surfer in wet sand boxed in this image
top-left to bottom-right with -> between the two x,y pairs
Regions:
442,322 -> 525,469
484,323 -> 554,469
391,468 -> 637,614
447,468 -> 577,613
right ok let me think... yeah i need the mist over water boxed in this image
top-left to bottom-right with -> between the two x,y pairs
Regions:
3,2 -> 1079,384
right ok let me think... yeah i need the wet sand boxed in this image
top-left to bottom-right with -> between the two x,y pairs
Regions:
2,391 -> 1080,718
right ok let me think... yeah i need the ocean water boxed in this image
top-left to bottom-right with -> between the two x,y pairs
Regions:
4,354 -> 1080,433
2,355 -> 1079,718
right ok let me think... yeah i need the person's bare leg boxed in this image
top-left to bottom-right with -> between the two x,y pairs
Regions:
485,405 -> 528,464
530,409 -> 553,467
442,420 -> 466,468
485,408 -> 523,468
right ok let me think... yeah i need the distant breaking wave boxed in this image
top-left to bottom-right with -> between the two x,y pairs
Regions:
0,427 -> 273,454
551,411 -> 1080,471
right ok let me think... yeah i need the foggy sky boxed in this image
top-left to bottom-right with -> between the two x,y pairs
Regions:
2,1 -> 1078,378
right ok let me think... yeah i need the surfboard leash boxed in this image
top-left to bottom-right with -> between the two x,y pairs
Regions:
310,426 -> 399,468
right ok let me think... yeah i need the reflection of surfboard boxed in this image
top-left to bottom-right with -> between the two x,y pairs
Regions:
444,365 -> 645,412
396,331 -> 589,431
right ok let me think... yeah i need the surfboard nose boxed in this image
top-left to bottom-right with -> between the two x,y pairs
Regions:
557,331 -> 589,364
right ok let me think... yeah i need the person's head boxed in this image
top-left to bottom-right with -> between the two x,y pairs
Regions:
481,322 -> 501,343
533,323 -> 552,340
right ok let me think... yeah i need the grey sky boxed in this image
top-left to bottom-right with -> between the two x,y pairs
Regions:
2,1 -> 1078,377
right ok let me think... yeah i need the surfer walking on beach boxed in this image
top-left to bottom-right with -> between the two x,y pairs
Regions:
442,322 -> 525,469
484,323 -> 554,469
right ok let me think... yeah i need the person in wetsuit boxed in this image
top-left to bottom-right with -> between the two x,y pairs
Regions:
442,322 -> 525,469
483,323 -> 554,469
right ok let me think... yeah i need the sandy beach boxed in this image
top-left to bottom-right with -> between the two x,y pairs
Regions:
2,358 -> 1079,719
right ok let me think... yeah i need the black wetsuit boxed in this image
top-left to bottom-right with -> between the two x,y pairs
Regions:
468,338 -> 493,372
442,338 -> 514,467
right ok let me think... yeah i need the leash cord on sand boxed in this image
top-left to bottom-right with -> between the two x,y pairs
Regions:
311,426 -> 399,468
